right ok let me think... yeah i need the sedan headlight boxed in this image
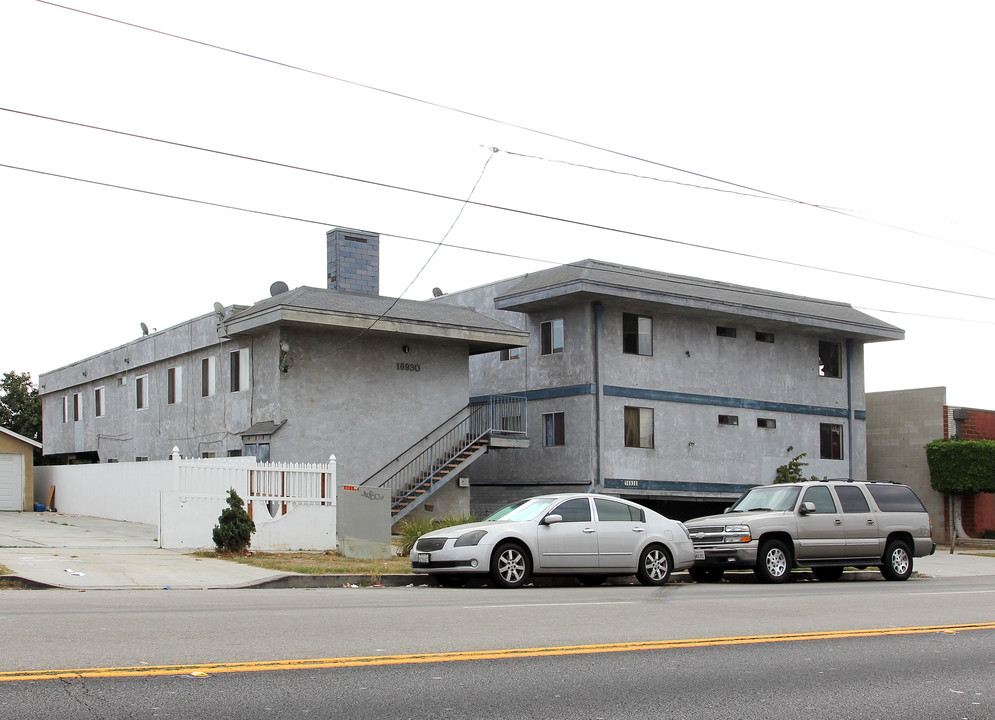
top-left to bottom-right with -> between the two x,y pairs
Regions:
723,524 -> 752,543
454,530 -> 488,547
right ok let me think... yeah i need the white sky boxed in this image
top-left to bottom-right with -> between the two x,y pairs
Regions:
2,1 -> 993,409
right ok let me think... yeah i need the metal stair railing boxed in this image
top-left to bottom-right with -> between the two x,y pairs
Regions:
362,394 -> 526,518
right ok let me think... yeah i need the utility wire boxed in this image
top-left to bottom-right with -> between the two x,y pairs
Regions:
1,108 -> 992,303
33,0 -> 943,232
332,148 -> 498,352
2,159 -> 993,307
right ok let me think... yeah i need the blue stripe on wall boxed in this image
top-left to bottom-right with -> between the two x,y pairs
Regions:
605,478 -> 756,495
603,386 -> 852,418
474,385 -> 863,420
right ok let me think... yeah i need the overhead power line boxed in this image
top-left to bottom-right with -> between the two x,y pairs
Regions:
36,0 -> 949,242
2,158 -> 993,306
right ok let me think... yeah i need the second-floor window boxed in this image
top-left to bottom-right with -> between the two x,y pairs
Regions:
230,348 -> 250,392
167,367 -> 183,405
500,347 -> 522,361
94,387 -> 105,418
819,341 -> 842,378
72,393 -> 81,422
622,313 -> 652,355
201,357 -> 216,397
136,375 -> 149,410
540,319 -> 564,355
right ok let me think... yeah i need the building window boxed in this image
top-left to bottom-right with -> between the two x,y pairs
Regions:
201,452 -> 216,459
501,414 -> 523,433
820,423 -> 844,459
755,331 -> 775,343
716,326 -> 737,338
201,357 -> 216,398
72,393 -> 82,422
244,442 -> 270,462
62,396 -> 68,423
757,418 -> 776,429
227,449 -> 243,457
167,367 -> 183,405
819,341 -> 842,378
540,319 -> 564,355
94,387 -> 105,418
624,406 -> 654,448
136,375 -> 149,410
718,414 -> 739,426
135,456 -> 149,462
622,313 -> 652,356
543,412 -> 565,446
230,348 -> 249,392
500,347 -> 522,361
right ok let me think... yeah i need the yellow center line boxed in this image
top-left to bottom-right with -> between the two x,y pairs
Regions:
3,622 -> 993,683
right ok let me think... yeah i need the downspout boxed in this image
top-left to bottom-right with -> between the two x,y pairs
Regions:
593,302 -> 604,491
846,338 -> 854,479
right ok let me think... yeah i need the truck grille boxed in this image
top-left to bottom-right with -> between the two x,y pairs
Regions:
687,526 -> 727,546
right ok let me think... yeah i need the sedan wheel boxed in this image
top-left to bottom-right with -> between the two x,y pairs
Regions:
490,542 -> 532,589
636,545 -> 672,586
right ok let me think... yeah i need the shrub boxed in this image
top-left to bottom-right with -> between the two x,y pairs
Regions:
774,453 -> 822,484
397,512 -> 477,556
925,440 -> 995,495
212,489 -> 256,555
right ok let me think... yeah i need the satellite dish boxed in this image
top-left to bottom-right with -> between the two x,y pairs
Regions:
432,287 -> 444,297
213,302 -> 226,321
270,281 -> 290,297
140,322 -> 149,336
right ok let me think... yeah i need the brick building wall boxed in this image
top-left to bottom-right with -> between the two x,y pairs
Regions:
943,405 -> 995,538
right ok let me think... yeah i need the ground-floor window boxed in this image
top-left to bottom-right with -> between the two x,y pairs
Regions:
820,423 -> 844,459
543,412 -> 565,446
624,406 -> 654,448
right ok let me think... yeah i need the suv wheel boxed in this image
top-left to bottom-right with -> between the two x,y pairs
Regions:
881,540 -> 913,581
755,540 -> 791,583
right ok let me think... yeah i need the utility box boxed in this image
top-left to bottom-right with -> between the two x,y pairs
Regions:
337,484 -> 392,558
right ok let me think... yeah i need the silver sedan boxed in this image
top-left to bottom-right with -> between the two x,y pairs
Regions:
410,493 -> 695,588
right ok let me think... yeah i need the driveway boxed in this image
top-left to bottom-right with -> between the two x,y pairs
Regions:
0,511 -> 288,589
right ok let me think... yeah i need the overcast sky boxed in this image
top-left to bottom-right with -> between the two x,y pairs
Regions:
2,1 -> 993,409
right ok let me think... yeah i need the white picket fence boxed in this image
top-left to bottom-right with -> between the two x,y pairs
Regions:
35,454 -> 339,551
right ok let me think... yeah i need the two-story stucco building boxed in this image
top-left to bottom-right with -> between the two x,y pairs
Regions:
39,229 -> 529,498
434,260 -> 904,519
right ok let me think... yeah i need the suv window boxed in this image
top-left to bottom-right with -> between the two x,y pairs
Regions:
594,498 -> 644,522
866,484 -> 927,512
802,486 -> 837,513
553,498 -> 592,522
834,485 -> 871,513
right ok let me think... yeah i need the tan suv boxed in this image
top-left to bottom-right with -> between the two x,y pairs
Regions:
684,480 -> 935,583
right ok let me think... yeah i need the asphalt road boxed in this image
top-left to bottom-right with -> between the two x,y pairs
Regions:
2,575 -> 994,718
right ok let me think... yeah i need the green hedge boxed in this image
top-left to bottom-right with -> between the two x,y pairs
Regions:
925,439 -> 995,494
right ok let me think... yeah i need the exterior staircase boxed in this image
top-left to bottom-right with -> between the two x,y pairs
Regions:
361,395 -> 528,523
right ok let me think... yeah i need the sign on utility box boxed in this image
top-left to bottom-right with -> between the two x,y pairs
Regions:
337,485 -> 392,558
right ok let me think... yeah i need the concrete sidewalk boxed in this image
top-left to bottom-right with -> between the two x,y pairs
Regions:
3,511 -> 994,589
0,511 -> 291,590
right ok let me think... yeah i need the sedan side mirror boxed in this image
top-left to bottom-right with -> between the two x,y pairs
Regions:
799,501 -> 816,516
542,514 -> 563,525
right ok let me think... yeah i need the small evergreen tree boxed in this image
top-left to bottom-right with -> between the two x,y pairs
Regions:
212,489 -> 255,554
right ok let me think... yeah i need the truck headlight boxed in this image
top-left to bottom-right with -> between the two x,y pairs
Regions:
723,524 -> 752,542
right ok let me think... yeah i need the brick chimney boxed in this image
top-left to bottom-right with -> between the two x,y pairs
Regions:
326,228 -> 380,295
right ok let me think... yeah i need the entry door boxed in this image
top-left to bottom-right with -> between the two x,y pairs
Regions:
795,485 -> 846,560
0,454 -> 23,511
536,497 -> 598,569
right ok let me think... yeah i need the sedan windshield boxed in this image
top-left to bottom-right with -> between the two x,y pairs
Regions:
486,497 -> 558,522
729,485 -> 800,512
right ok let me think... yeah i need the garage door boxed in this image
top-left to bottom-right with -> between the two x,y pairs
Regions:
0,453 -> 23,511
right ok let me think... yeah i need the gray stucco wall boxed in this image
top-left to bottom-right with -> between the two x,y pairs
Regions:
866,387 -> 947,540
437,284 -> 871,501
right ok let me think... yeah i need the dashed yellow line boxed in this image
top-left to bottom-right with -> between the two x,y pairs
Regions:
3,622 -> 993,683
